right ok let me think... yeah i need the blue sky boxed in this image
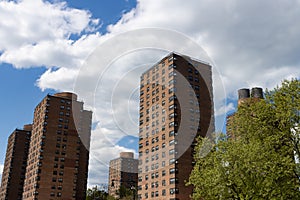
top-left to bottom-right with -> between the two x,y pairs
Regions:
0,0 -> 137,161
0,0 -> 299,187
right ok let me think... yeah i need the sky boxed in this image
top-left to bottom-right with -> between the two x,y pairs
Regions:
0,0 -> 300,188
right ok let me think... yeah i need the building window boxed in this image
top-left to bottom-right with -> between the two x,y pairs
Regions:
170,158 -> 176,165
170,188 -> 179,195
169,149 -> 175,155
170,178 -> 178,184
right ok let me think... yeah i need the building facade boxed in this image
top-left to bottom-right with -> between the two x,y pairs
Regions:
138,53 -> 214,200
22,92 -> 92,200
0,125 -> 32,200
108,152 -> 138,199
226,87 -> 264,138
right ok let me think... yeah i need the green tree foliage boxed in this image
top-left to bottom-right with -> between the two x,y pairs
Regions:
118,185 -> 137,200
188,79 -> 300,200
86,186 -> 115,200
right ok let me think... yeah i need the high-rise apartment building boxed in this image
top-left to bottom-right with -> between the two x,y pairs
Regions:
227,87 -> 263,138
0,125 -> 32,200
108,152 -> 138,199
138,53 -> 214,200
22,92 -> 92,200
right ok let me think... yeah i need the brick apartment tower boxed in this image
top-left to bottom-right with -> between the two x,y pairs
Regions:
0,125 -> 32,200
226,87 -> 263,138
138,53 -> 214,200
108,152 -> 138,198
22,92 -> 92,200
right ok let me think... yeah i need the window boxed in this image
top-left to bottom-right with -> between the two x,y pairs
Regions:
170,158 -> 176,165
169,122 -> 175,127
169,95 -> 176,102
169,87 -> 176,94
170,178 -> 177,184
151,173 -> 155,179
169,149 -> 175,155
155,172 -> 159,178
170,168 -> 177,174
169,79 -> 176,85
169,188 -> 179,195
169,139 -> 175,146
169,113 -> 175,119
151,192 -> 154,198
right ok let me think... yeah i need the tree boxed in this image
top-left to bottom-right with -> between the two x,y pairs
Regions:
188,79 -> 300,199
86,186 -> 116,200
117,185 -> 136,200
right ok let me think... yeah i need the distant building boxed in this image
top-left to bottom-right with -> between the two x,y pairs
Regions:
0,125 -> 32,200
21,92 -> 92,200
138,53 -> 215,199
227,87 -> 264,138
108,152 -> 138,198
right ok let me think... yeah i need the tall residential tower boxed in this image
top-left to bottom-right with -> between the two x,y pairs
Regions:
22,92 -> 92,200
0,125 -> 32,200
138,53 -> 214,200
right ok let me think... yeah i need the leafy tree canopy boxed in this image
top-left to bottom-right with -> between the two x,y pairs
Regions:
188,79 -> 300,200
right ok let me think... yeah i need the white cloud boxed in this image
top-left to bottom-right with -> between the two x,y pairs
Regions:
88,127 -> 137,187
1,0 -> 300,188
215,103 -> 235,117
0,163 -> 3,181
0,0 -> 101,68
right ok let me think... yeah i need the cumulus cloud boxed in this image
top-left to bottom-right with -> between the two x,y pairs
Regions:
0,163 -> 3,181
215,102 -> 235,117
0,0 -> 101,68
1,0 -> 300,187
107,0 -> 300,94
88,127 -> 137,187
